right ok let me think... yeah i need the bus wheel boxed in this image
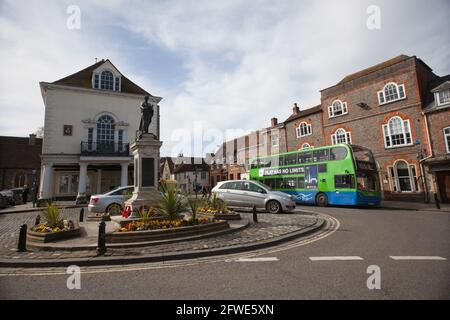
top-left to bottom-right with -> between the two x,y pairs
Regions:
316,193 -> 328,207
267,200 -> 282,214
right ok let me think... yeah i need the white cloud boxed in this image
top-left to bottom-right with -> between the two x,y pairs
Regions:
0,0 -> 449,157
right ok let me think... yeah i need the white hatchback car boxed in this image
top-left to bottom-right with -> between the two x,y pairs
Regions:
212,180 -> 296,213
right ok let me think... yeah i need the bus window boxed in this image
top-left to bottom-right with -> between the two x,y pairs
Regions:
313,149 -> 329,162
258,158 -> 269,168
278,155 -> 285,166
334,174 -> 355,189
285,154 -> 297,165
285,178 -> 297,189
298,151 -> 313,164
357,173 -> 379,192
298,177 -> 305,189
250,159 -> 259,169
318,164 -> 327,173
330,147 -> 348,161
263,179 -> 276,189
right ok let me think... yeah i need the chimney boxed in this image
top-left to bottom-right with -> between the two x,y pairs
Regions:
271,117 -> 278,127
292,103 -> 300,115
28,133 -> 36,145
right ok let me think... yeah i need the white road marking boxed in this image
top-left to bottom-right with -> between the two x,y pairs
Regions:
235,257 -> 279,262
389,256 -> 447,261
309,256 -> 364,261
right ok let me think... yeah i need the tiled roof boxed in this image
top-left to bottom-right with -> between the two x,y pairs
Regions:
52,59 -> 151,96
284,105 -> 322,123
173,158 -> 210,173
338,55 -> 411,84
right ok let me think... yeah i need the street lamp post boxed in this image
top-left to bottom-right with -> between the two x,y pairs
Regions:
31,169 -> 37,208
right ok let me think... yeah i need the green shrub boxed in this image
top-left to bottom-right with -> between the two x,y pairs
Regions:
157,181 -> 187,220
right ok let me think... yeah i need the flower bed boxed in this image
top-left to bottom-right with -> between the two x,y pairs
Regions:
107,217 -> 229,243
117,216 -> 212,232
28,220 -> 81,243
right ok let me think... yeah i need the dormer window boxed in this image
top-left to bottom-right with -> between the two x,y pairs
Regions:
101,71 -> 114,90
436,89 -> 450,106
92,70 -> 121,91
378,82 -> 406,105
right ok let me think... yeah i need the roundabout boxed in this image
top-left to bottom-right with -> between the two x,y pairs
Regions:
0,208 -> 337,270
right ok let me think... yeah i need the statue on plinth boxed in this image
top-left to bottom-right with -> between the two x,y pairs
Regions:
139,95 -> 154,134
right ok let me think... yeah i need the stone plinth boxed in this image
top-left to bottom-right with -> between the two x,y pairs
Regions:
124,133 -> 163,218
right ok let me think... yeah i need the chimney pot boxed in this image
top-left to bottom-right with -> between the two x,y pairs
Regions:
29,134 -> 36,145
293,103 -> 300,115
271,117 -> 278,127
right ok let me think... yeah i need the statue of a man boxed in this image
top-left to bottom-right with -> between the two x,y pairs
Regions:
139,95 -> 154,134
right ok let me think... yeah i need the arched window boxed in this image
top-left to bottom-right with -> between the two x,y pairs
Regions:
331,128 -> 351,145
328,100 -> 348,118
296,122 -> 312,137
301,143 -> 311,150
378,82 -> 406,104
388,160 -> 418,193
382,116 -> 412,148
97,115 -> 115,145
100,71 -> 114,90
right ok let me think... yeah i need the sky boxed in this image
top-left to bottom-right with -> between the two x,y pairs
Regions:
0,0 -> 449,157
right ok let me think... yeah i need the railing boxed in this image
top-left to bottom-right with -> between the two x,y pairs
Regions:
80,142 -> 130,157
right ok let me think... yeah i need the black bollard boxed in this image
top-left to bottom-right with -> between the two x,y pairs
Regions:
434,193 -> 441,210
17,224 -> 27,252
34,214 -> 41,226
79,208 -> 84,222
97,221 -> 106,255
252,205 -> 258,223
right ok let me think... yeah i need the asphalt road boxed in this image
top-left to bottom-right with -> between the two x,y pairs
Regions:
0,206 -> 449,299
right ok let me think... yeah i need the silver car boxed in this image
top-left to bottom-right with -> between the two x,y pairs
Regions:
88,186 -> 134,215
212,180 -> 296,214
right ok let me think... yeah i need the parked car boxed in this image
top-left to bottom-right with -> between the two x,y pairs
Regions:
0,190 -> 15,206
10,187 -> 25,204
211,180 -> 296,214
88,186 -> 134,215
0,193 -> 7,209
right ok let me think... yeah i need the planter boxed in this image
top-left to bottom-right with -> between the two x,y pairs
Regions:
27,227 -> 82,243
106,220 -> 229,243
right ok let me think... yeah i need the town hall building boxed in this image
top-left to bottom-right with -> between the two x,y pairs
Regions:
38,59 -> 161,203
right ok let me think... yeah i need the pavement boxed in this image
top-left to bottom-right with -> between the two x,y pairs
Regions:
0,206 -> 448,299
0,201 -> 84,214
380,200 -> 450,212
0,208 -> 325,267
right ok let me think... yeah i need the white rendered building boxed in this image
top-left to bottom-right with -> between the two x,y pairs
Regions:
38,59 -> 161,203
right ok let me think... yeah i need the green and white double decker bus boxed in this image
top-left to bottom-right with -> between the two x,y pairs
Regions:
249,144 -> 381,207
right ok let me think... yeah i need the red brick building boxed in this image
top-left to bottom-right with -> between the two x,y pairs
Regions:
422,76 -> 450,202
0,134 -> 42,193
284,55 -> 449,202
210,55 -> 449,203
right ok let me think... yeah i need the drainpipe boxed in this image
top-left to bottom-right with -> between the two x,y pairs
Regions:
419,112 -> 433,203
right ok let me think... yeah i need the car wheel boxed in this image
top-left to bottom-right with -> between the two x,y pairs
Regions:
106,203 -> 122,216
267,200 -> 282,214
316,193 -> 328,207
